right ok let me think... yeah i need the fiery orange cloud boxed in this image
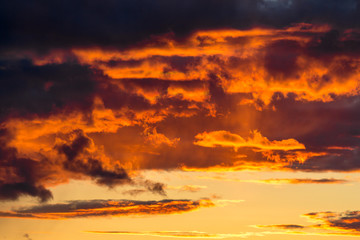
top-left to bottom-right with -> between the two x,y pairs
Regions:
0,199 -> 214,220
29,24 -> 360,105
2,23 -> 360,203
194,130 -> 305,151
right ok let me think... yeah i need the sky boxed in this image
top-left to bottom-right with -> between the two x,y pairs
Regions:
1,0 -> 360,239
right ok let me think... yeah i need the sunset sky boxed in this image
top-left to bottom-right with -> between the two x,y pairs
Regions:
2,1 -> 360,239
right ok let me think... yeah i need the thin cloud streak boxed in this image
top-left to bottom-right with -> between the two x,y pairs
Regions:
87,230 -> 263,239
0,199 -> 214,219
199,176 -> 350,184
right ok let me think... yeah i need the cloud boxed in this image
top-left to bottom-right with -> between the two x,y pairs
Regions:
1,2 -> 360,201
194,130 -> 305,151
23,234 -> 32,240
56,129 -> 131,187
0,127 -> 169,201
0,129 -> 53,202
0,60 -> 97,119
199,176 -> 349,184
122,189 -> 147,196
304,211 -> 360,232
252,178 -> 349,184
0,199 -> 214,219
140,180 -> 167,196
87,230 -> 262,239
1,0 -> 360,52
257,224 -> 306,230
256,210 -> 360,237
167,185 -> 207,193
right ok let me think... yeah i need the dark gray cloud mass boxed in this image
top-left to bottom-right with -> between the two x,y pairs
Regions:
0,0 -> 359,52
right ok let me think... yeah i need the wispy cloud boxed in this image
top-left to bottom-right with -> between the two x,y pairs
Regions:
0,199 -> 214,219
87,230 -> 263,239
199,176 -> 349,185
256,210 -> 360,237
167,185 -> 208,192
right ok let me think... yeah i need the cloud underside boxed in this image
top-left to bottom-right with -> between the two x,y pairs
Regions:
257,210 -> 360,237
1,1 -> 360,201
0,199 -> 213,219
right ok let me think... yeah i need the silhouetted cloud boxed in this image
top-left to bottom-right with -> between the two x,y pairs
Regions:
0,129 -> 53,202
0,199 -> 214,219
258,224 -> 306,230
0,60 -> 97,119
1,0 -> 360,52
56,129 -> 131,187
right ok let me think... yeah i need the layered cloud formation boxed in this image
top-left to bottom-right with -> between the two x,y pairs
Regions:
1,0 -> 360,201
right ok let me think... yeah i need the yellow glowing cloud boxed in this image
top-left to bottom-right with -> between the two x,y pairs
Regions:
194,130 -> 305,151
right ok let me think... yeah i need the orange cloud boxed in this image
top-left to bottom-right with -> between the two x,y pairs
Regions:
2,24 -> 360,203
194,130 -> 305,151
29,24 -> 360,106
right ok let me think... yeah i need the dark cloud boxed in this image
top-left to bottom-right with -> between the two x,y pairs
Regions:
259,178 -> 349,184
0,60 -> 97,119
97,82 -> 151,111
1,0 -> 360,52
264,40 -> 301,79
0,127 -> 169,202
290,149 -> 360,172
141,180 -> 167,196
0,198 -> 214,219
304,211 -> 360,232
256,94 -> 360,171
259,224 -> 306,230
56,129 -> 131,187
23,234 -> 32,240
0,129 -> 53,202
